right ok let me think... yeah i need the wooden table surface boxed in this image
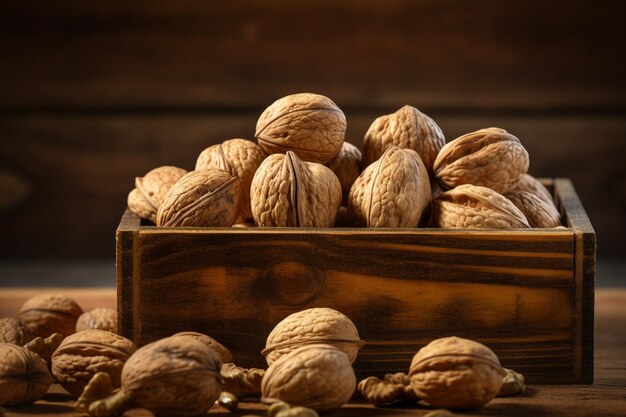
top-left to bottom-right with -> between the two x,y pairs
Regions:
0,288 -> 624,417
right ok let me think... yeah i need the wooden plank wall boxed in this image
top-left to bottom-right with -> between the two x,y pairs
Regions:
0,1 -> 625,259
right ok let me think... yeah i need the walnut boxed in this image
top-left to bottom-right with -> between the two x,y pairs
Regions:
51,329 -> 137,397
325,142 -> 362,204
171,331 -> 234,363
156,169 -> 241,227
362,105 -> 445,175
77,336 -> 221,417
433,127 -> 529,194
220,363 -> 265,398
127,166 -> 187,222
0,343 -> 53,406
498,368 -> 526,396
348,146 -> 431,227
250,151 -> 342,227
261,344 -> 356,412
76,308 -> 117,333
263,307 -> 363,365
256,93 -> 346,164
505,190 -> 561,228
432,184 -> 530,229
196,138 -> 266,221
408,336 -> 505,410
0,317 -> 35,345
268,401 -> 319,417
358,373 -> 419,405
510,174 -> 556,208
18,294 -> 83,339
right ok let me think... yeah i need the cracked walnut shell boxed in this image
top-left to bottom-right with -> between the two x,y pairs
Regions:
157,169 -> 241,227
433,127 -> 529,194
250,151 -> 342,227
195,139 -> 266,221
0,343 -> 53,406
127,166 -> 187,222
256,93 -> 346,164
348,146 -> 431,228
409,336 -> 505,410
432,184 -> 530,229
18,294 -> 83,339
262,344 -> 356,412
362,105 -> 445,175
263,307 -> 363,365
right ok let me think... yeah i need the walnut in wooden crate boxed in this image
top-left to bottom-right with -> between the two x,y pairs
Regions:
432,184 -> 530,229
195,138 -> 266,221
0,317 -> 36,345
256,93 -> 346,164
52,329 -> 137,397
325,141 -> 362,205
127,165 -> 187,222
76,308 -> 117,333
0,343 -> 53,406
157,169 -> 241,227
76,336 -> 221,417
171,330 -> 234,363
250,151 -> 342,227
18,294 -> 83,339
433,127 -> 529,194
263,307 -> 363,365
261,344 -> 356,412
348,146 -> 431,228
511,173 -> 558,209
505,190 -> 561,228
362,105 -> 445,175
408,336 -> 505,410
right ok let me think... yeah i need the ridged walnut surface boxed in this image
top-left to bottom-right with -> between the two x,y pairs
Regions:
76,308 -> 118,333
171,331 -> 234,364
250,151 -> 342,227
18,294 -> 83,339
432,184 -> 530,229
127,166 -> 187,222
156,169 -> 241,227
0,344 -> 53,406
51,329 -> 137,397
362,105 -> 445,175
409,336 -> 505,410
195,139 -> 266,221
0,317 -> 36,345
511,174 -> 557,208
505,190 -> 561,228
433,127 -> 529,194
263,307 -> 363,365
325,142 -> 362,204
348,146 -> 431,228
255,93 -> 346,164
261,344 -> 356,412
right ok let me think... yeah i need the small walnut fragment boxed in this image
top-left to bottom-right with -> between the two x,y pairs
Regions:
127,165 -> 187,222
362,105 -> 445,175
0,317 -> 36,345
433,127 -> 529,194
432,184 -> 530,229
498,368 -> 526,396
24,333 -> 62,365
505,190 -> 561,228
18,294 -> 83,339
256,93 -> 346,164
221,363 -> 265,398
76,308 -> 117,333
358,373 -> 419,406
0,343 -> 53,406
216,391 -> 239,411
409,336 -> 505,410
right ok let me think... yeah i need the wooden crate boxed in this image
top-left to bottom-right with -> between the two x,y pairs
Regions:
116,178 -> 595,384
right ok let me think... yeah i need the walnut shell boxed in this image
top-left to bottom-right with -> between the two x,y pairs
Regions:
408,336 -> 505,410
120,337 -> 221,417
505,190 -> 561,228
76,308 -> 117,333
171,331 -> 234,364
250,151 -> 342,227
51,329 -> 137,397
156,169 -> 241,227
510,174 -> 556,208
325,142 -> 362,205
348,146 -> 431,228
127,166 -> 187,222
433,127 -> 529,194
0,317 -> 36,345
195,139 -> 266,221
262,344 -> 356,412
18,294 -> 83,339
256,93 -> 346,164
362,105 -> 445,175
263,307 -> 363,366
432,184 -> 530,229
0,343 -> 53,406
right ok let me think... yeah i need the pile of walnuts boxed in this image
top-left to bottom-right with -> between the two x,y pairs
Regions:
128,92 -> 561,229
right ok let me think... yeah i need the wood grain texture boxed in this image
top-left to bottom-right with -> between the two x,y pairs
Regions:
0,289 -> 623,417
115,179 -> 594,383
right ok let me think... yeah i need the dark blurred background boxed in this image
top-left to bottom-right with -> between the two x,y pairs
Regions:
0,1 -> 625,286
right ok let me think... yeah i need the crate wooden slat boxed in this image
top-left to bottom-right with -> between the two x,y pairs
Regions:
116,178 -> 594,383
